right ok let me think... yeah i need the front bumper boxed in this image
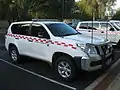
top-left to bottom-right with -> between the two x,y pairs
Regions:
74,51 -> 112,71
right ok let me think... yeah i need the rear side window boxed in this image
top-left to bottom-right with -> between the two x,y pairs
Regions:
11,24 -> 30,35
79,23 -> 88,29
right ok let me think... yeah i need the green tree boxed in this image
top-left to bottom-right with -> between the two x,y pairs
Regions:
0,0 -> 12,20
77,0 -> 97,19
76,0 -> 116,20
12,0 -> 74,20
112,9 -> 120,20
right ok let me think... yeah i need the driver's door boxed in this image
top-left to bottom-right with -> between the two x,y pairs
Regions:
106,24 -> 116,42
29,23 -> 50,61
100,23 -> 116,42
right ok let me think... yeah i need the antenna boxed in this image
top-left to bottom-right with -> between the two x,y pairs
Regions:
91,8 -> 94,44
106,14 -> 108,41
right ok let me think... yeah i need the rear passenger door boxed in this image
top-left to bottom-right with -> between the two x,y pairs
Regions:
16,24 -> 31,55
10,23 -> 31,55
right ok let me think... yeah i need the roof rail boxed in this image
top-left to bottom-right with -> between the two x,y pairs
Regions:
32,19 -> 59,22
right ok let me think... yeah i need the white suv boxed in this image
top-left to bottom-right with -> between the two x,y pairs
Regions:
76,21 -> 120,44
5,21 -> 113,81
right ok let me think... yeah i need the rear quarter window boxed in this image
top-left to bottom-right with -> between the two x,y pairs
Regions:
79,23 -> 88,29
11,24 -> 30,35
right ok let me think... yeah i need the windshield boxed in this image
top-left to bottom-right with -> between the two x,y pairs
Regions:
115,22 -> 120,27
46,23 -> 79,37
111,22 -> 120,31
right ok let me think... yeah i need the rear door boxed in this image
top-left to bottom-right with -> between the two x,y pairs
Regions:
15,23 -> 32,55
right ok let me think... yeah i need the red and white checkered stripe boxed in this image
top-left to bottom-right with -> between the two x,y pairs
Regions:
7,34 -> 77,49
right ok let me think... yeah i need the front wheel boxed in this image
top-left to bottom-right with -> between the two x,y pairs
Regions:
54,56 -> 77,81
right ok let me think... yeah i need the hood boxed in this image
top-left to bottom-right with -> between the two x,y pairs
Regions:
63,33 -> 106,44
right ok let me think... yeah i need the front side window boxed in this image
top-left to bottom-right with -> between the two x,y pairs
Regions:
88,23 -> 99,30
100,23 -> 116,31
30,24 -> 50,39
100,23 -> 109,30
93,23 -> 99,29
46,23 -> 79,37
11,24 -> 30,35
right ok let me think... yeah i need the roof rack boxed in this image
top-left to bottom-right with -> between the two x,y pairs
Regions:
32,19 -> 59,22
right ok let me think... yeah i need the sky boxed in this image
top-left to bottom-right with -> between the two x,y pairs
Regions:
75,0 -> 120,10
113,0 -> 120,10
75,0 -> 80,2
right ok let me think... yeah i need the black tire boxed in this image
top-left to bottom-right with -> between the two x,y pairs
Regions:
54,56 -> 77,82
9,46 -> 21,64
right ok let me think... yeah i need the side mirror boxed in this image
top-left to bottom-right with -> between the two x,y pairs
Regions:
38,32 -> 50,39
38,32 -> 44,38
38,34 -> 44,38
109,28 -> 114,31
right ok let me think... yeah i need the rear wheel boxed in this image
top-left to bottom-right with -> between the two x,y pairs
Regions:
54,56 -> 77,81
9,46 -> 21,63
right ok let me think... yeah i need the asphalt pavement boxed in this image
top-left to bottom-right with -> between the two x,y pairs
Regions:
0,60 -> 71,90
0,32 -> 119,90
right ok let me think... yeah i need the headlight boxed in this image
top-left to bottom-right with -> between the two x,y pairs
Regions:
76,43 -> 97,54
84,45 -> 97,54
76,44 -> 86,50
108,43 -> 112,48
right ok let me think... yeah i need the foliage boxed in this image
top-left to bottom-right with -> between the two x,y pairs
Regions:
76,0 -> 116,20
0,0 -> 11,20
112,9 -> 120,20
0,0 -> 116,20
0,0 -> 74,20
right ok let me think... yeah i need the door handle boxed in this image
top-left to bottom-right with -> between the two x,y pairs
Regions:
28,39 -> 33,42
47,44 -> 49,47
15,37 -> 19,40
101,31 -> 104,33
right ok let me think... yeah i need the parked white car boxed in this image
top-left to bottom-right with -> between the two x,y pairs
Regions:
5,20 -> 113,81
76,21 -> 120,44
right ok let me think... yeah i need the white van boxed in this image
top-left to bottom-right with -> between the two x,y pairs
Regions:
76,21 -> 120,44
